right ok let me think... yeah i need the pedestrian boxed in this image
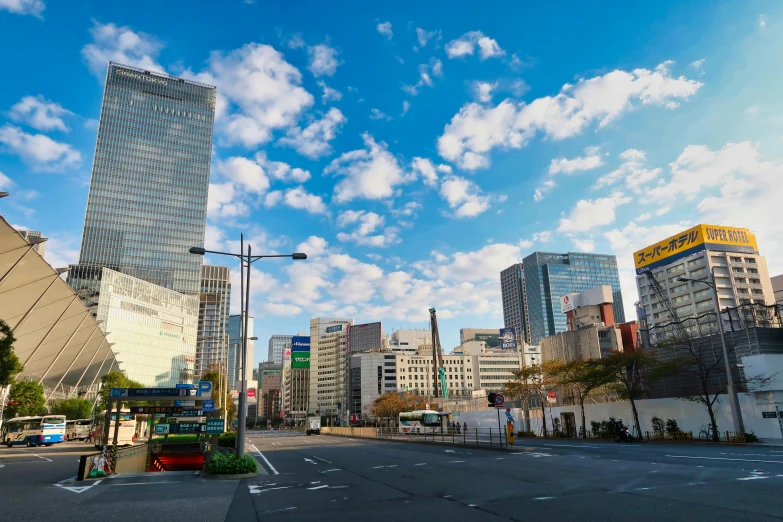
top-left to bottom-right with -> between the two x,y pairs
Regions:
456,422 -> 461,434
86,429 -> 93,443
463,421 -> 467,432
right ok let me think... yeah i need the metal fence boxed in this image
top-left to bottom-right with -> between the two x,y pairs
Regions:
373,427 -> 511,448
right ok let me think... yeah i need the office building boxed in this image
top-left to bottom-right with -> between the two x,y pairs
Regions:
227,314 -> 254,389
268,334 -> 293,365
67,62 -> 216,296
460,328 -> 501,347
308,317 -> 353,421
347,322 -> 383,354
773,275 -> 783,305
94,268 -> 198,387
15,229 -> 46,256
522,252 -> 625,345
257,362 -> 282,419
282,335 -> 310,425
348,351 -> 397,421
500,263 -> 530,345
388,329 -> 430,354
196,265 -> 231,378
635,224 -> 775,330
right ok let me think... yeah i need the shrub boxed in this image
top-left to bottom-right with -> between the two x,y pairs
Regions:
665,419 -> 681,435
516,430 -> 536,438
217,432 -> 236,448
744,431 -> 759,443
651,417 -> 664,433
205,452 -> 258,474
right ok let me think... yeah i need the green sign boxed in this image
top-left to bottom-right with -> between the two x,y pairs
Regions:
206,418 -> 226,434
291,352 -> 310,369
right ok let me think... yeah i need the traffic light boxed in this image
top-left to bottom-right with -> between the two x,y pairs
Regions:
487,392 -> 497,408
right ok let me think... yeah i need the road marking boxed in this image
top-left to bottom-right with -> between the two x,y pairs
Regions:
329,485 -> 348,489
323,469 -> 341,472
304,458 -> 317,464
112,481 -> 181,486
372,466 -> 384,469
54,480 -> 102,494
534,497 -> 555,500
313,456 -> 333,464
415,463 -> 426,466
449,460 -> 465,463
249,444 -> 279,475
666,455 -> 783,465
445,450 -> 455,453
544,444 -> 600,449
249,485 -> 291,494
635,487 -> 650,491
495,458 -> 504,460
308,485 -> 329,490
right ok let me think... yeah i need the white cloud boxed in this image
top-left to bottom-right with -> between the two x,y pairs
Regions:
326,133 -> 414,203
376,21 -> 393,39
594,148 -> 662,193
533,231 -> 552,243
370,108 -> 392,121
280,186 -> 329,215
285,33 -> 306,49
557,192 -> 632,232
296,236 -> 328,257
0,0 -> 44,16
0,125 -> 81,172
445,31 -> 505,60
690,59 -> 705,69
254,151 -> 311,183
307,43 -> 340,77
336,210 -> 399,247
759,15 -> 767,28
9,96 -> 73,132
635,212 -> 652,222
746,105 -> 759,114
218,156 -> 269,194
278,107 -> 346,159
439,175 -> 491,218
390,201 -> 422,218
473,81 -> 496,103
187,43 -> 313,148
401,100 -> 411,116
207,182 -> 248,218
415,27 -> 439,47
436,243 -> 521,282
82,21 -> 164,78
43,233 -> 80,272
263,302 -> 302,316
402,58 -> 444,96
572,238 -> 596,252
411,157 -> 440,187
317,80 -> 342,104
438,61 -> 703,169
549,149 -> 604,175
0,170 -> 13,190
263,190 -> 283,208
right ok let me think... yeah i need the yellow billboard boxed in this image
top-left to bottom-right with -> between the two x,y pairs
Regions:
634,224 -> 758,274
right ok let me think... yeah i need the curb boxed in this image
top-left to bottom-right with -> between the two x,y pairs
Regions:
199,471 -> 259,480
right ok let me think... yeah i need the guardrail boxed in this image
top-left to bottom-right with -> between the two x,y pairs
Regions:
77,442 -> 150,480
322,426 -> 512,448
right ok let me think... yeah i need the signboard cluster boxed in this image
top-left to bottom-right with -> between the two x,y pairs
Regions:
291,335 -> 311,369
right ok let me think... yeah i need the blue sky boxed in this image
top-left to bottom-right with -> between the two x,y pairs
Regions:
2,0 -> 783,366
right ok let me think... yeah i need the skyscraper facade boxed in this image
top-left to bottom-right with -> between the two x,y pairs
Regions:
68,62 -> 216,296
500,263 -> 530,345
522,252 -> 625,345
268,335 -> 293,365
16,229 -> 46,256
227,314 -> 254,389
196,265 -> 231,378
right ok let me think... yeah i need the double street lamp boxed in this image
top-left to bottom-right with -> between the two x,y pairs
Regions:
678,267 -> 745,435
190,236 -> 306,457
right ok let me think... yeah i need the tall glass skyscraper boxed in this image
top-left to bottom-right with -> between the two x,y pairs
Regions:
68,62 -> 216,296
522,252 -> 625,345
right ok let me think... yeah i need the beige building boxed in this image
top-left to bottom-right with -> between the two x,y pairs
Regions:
540,327 -> 623,363
772,274 -> 783,305
282,365 -> 309,425
635,225 -> 774,330
308,318 -> 352,420
196,265 -> 230,379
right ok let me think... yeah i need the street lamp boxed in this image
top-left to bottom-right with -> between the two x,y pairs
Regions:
189,237 -> 306,457
677,268 -> 745,435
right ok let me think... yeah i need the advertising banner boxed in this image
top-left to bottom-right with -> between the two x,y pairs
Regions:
291,336 -> 311,352
326,324 -> 343,333
633,224 -> 759,275
499,328 -> 517,350
291,352 -> 310,369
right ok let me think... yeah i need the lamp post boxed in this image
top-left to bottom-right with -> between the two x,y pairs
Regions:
678,268 -> 745,435
189,238 -> 306,457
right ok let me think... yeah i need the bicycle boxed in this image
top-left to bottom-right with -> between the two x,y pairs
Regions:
698,424 -> 717,441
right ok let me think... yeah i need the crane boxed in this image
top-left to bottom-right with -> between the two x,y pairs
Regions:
429,307 -> 448,400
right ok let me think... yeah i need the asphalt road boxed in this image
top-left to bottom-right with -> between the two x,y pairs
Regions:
239,430 -> 783,521
4,433 -> 783,521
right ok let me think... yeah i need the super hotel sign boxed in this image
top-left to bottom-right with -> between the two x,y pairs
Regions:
633,224 -> 759,275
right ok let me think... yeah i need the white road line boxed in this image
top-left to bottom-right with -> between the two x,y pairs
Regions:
34,454 -> 53,462
387,465 -> 397,468
544,444 -> 600,449
308,485 -> 329,490
738,476 -> 769,481
313,456 -> 333,464
112,481 -> 181,486
415,463 -> 426,466
449,460 -> 465,463
249,443 -> 280,475
323,469 -> 341,472
372,466 -> 384,469
304,458 -> 317,464
534,497 -> 555,500
665,455 -> 783,464
54,480 -> 102,494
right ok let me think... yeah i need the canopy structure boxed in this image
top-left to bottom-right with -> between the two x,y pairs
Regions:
0,215 -> 116,398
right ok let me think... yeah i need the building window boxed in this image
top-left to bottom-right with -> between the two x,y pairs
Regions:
745,258 -> 756,264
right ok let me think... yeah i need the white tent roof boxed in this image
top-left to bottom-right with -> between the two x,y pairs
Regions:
0,215 -> 115,391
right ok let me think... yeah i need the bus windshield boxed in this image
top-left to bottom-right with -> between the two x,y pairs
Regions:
42,416 -> 66,425
421,413 -> 440,426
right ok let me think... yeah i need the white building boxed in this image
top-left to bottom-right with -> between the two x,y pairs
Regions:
348,351 -> 397,421
308,318 -> 353,421
635,225 -> 775,330
388,328 -> 430,354
96,268 -> 198,387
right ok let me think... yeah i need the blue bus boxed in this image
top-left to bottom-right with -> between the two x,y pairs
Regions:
1,415 -> 67,447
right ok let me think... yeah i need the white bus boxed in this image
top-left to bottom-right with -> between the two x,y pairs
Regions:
65,419 -> 92,441
1,415 -> 67,447
94,411 -> 136,447
398,410 -> 448,434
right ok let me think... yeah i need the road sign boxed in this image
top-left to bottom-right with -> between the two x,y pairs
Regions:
247,389 -> 256,398
182,409 -> 203,417
763,411 -> 779,419
494,393 -> 505,406
505,411 -> 514,424
169,423 -> 206,434
129,406 -> 183,415
230,391 -> 239,399
198,381 -> 213,399
175,400 -> 196,407
206,418 -> 225,434
111,388 -> 189,397
155,424 -> 170,434
202,400 -> 215,412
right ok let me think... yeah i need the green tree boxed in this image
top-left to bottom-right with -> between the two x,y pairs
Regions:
96,371 -> 143,412
504,361 -> 560,437
4,380 -> 45,419
0,319 -> 23,386
50,398 -> 93,420
547,359 -> 612,438
201,365 -> 236,423
597,349 -> 680,438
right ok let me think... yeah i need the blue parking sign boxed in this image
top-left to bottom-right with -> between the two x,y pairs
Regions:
202,400 -> 215,412
198,381 -> 213,398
